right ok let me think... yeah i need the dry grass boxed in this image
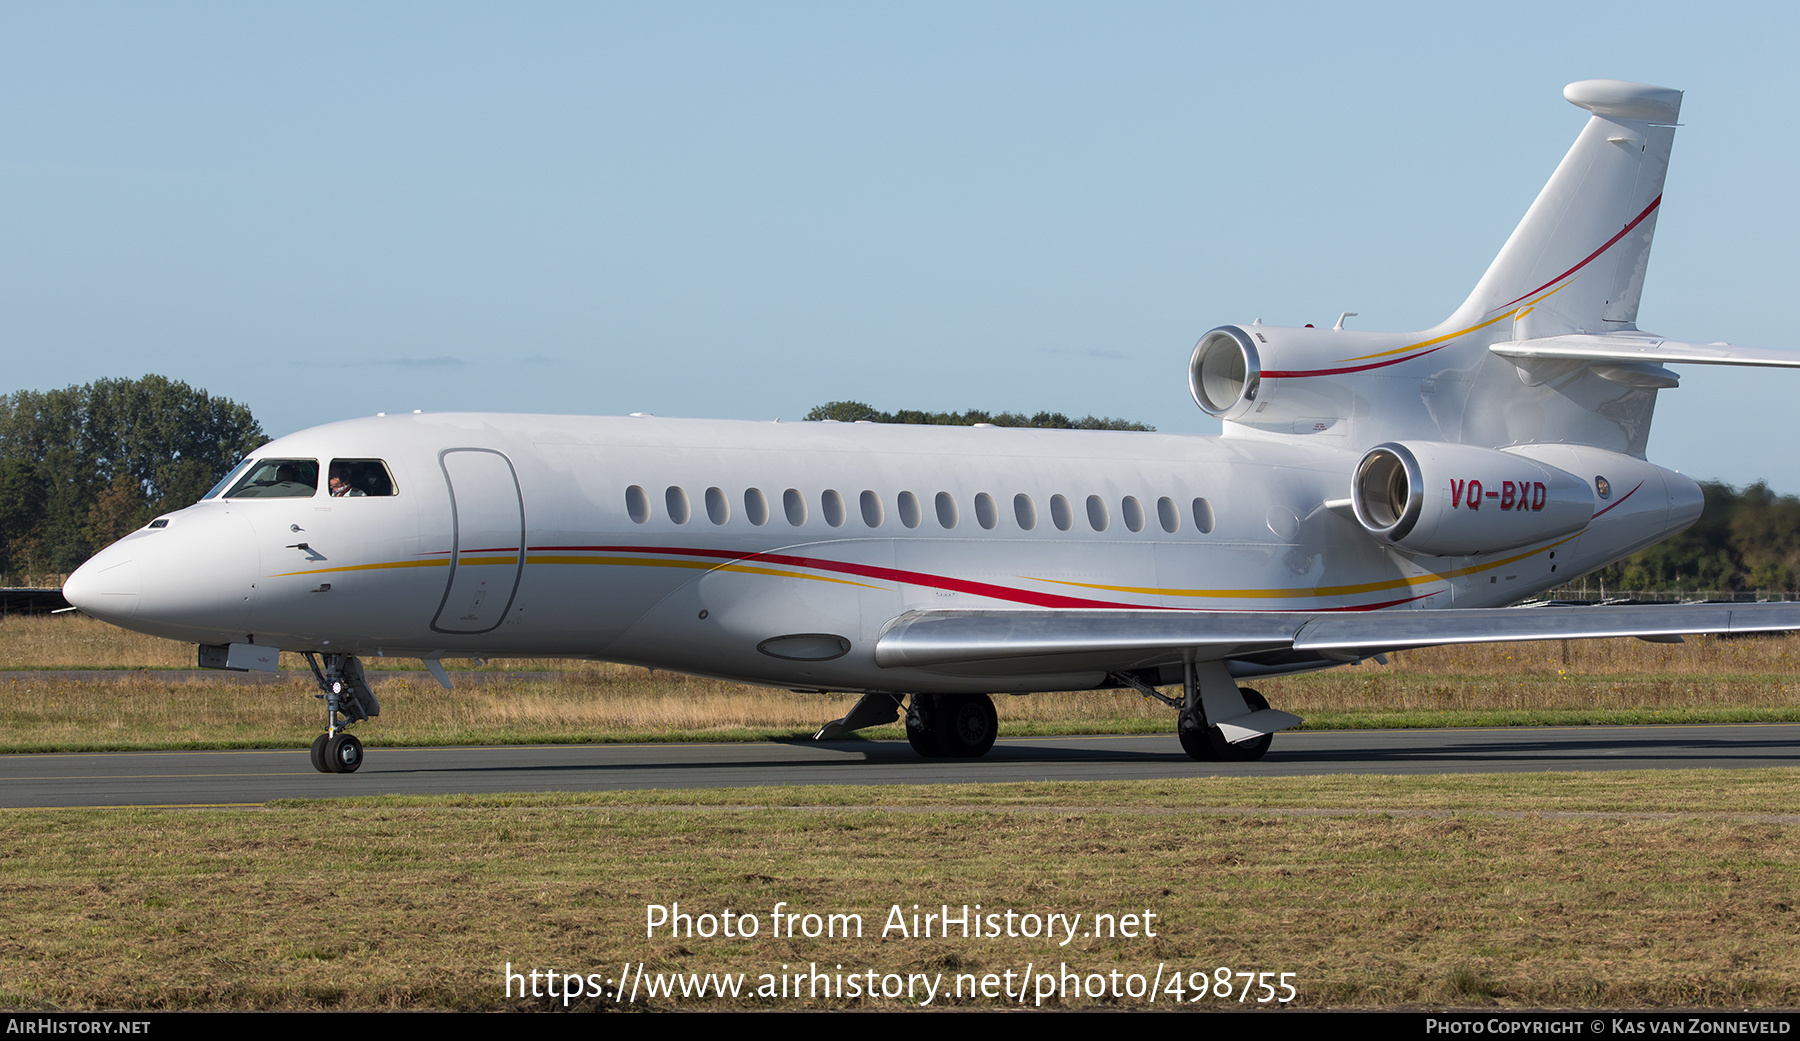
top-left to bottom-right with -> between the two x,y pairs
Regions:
13,614 -> 1800,676
0,614 -> 584,672
5,772 -> 1800,1010
7,609 -> 1800,1012
0,614 -> 199,669
1260,636 -> 1800,721
1385,634 -> 1800,676
4,615 -> 1800,751
0,669 -> 1170,751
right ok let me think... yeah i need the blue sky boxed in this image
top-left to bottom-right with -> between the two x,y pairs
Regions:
5,2 -> 1799,490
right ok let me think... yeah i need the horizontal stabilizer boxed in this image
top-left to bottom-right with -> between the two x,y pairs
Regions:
1491,335 -> 1800,369
875,603 -> 1800,673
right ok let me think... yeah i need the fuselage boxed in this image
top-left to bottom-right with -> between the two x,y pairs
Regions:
64,409 -> 1703,695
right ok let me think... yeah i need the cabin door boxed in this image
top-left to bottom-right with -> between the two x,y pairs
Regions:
430,448 -> 525,635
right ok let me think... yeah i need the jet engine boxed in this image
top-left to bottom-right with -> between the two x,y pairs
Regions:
1351,441 -> 1595,556
1187,324 -> 1378,434
1189,326 -> 1263,420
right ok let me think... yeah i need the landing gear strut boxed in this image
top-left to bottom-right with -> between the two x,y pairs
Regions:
305,653 -> 380,774
906,693 -> 998,758
1179,686 -> 1272,762
1111,662 -> 1296,762
1173,660 -> 1287,763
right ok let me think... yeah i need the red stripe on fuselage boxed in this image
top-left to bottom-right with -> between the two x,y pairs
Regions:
1262,344 -> 1450,379
529,544 -> 1156,609
1591,480 -> 1644,519
527,544 -> 1445,613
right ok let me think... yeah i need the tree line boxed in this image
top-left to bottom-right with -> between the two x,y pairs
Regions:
1584,481 -> 1800,596
804,400 -> 1153,431
3,383 -> 1797,595
0,376 -> 264,582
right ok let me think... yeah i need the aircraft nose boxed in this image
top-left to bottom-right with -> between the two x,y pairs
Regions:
64,507 -> 259,644
62,549 -> 141,620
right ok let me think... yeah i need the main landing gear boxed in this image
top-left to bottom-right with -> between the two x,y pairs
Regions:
305,653 -> 380,774
1112,661 -> 1300,763
812,691 -> 999,758
1178,686 -> 1272,762
905,693 -> 998,758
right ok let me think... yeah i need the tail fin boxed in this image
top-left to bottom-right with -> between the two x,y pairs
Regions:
1448,80 -> 1682,338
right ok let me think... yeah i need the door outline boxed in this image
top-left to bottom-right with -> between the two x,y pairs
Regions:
430,447 -> 526,635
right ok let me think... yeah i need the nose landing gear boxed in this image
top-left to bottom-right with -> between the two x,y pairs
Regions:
305,653 -> 380,774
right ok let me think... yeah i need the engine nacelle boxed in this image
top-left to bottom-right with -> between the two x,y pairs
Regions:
1351,441 -> 1595,556
1187,324 -> 1390,435
1189,326 -> 1264,421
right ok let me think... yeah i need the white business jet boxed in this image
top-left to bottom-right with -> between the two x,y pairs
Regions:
62,80 -> 1800,774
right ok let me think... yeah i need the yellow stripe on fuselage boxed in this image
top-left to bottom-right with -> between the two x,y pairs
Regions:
272,536 -> 1563,606
524,554 -> 881,589
1336,281 -> 1575,363
1339,310 -> 1517,363
1027,536 -> 1576,600
274,553 -> 878,590
270,558 -> 450,577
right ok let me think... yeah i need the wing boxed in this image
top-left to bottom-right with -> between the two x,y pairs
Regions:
874,602 -> 1800,675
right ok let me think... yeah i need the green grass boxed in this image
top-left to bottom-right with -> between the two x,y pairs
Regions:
7,769 -> 1800,1011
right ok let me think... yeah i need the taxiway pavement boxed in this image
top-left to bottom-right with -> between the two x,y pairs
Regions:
3,724 -> 1797,808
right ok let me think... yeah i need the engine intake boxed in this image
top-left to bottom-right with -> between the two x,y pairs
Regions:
1188,326 -> 1261,420
1186,323 -> 1380,434
1351,442 -> 1594,556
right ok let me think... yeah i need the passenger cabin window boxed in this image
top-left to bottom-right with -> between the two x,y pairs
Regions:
744,488 -> 770,526
1193,497 -> 1216,534
222,459 -> 319,498
327,459 -> 396,497
1086,495 -> 1109,532
821,489 -> 846,527
1014,493 -> 1037,530
1121,496 -> 1144,533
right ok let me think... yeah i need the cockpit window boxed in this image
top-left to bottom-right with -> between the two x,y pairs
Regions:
202,458 -> 256,500
221,459 -> 320,498
327,459 -> 396,497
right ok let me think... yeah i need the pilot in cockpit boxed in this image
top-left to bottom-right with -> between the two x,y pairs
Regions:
329,463 -> 366,497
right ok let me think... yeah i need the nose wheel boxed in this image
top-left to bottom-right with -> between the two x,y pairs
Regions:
305,652 -> 378,774
310,731 -> 364,774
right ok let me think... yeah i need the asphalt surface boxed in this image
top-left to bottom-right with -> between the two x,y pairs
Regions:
3,723 -> 1798,808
